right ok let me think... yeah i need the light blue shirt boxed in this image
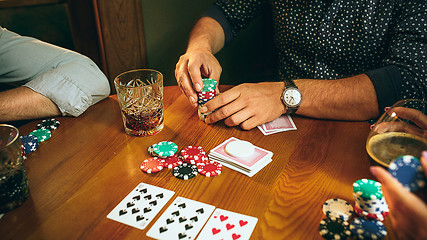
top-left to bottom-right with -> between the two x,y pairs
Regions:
0,27 -> 110,116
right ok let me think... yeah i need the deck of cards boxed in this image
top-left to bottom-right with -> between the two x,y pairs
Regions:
208,137 -> 273,177
257,114 -> 297,135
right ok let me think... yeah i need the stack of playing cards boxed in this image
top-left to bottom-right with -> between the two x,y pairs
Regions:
208,137 -> 273,177
107,183 -> 258,240
257,114 -> 297,135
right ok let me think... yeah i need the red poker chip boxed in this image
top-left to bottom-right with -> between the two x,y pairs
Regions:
140,157 -> 164,173
181,146 -> 207,161
161,154 -> 183,169
197,161 -> 222,177
183,154 -> 209,165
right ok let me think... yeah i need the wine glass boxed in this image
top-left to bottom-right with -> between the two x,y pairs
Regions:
366,99 -> 427,167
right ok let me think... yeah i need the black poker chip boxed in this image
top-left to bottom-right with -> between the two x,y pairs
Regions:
37,118 -> 60,131
172,163 -> 198,180
319,217 -> 351,240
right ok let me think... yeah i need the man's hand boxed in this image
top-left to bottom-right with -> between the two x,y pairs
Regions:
370,151 -> 427,240
199,82 -> 286,130
175,49 -> 222,107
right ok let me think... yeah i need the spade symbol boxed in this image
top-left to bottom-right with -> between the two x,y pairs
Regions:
179,217 -> 187,223
159,227 -> 168,233
133,195 -> 140,201
190,216 -> 198,222
143,207 -> 152,213
172,211 -> 180,217
144,194 -> 152,200
156,193 -> 164,199
132,208 -> 140,214
166,218 -> 174,224
185,224 -> 193,230
196,208 -> 204,214
119,209 -> 127,216
136,215 -> 144,221
149,200 -> 157,206
178,203 -> 186,209
127,202 -> 135,208
178,233 -> 187,239
140,188 -> 148,193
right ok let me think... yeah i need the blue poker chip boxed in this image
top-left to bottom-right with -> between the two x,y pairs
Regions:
20,135 -> 39,154
350,217 -> 387,240
388,155 -> 426,192
319,217 -> 351,240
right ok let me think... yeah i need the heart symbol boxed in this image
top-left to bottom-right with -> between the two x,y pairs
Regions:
226,223 -> 235,230
212,228 -> 221,235
220,215 -> 228,222
232,233 -> 241,240
239,220 -> 248,227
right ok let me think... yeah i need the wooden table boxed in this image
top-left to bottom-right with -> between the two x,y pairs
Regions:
0,86 -> 398,239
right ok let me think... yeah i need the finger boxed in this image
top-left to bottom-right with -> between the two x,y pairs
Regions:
187,59 -> 204,92
370,166 -> 409,208
201,87 -> 240,113
239,115 -> 261,130
205,97 -> 244,124
392,107 -> 427,129
223,107 -> 254,127
421,151 -> 427,177
176,62 -> 198,107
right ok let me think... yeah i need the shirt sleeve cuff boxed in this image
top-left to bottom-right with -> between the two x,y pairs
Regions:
23,59 -> 110,117
365,65 -> 402,114
201,4 -> 234,44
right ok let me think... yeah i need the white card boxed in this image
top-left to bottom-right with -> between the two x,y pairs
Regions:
197,208 -> 258,240
147,197 -> 215,240
107,182 -> 175,230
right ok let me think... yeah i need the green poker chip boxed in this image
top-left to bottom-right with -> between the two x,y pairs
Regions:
29,129 -> 51,142
153,141 -> 178,157
202,78 -> 217,91
353,179 -> 383,200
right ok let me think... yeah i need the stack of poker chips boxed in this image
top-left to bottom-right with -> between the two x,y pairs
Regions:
143,141 -> 222,179
20,118 -> 60,155
197,78 -> 217,122
319,198 -> 353,240
353,179 -> 389,222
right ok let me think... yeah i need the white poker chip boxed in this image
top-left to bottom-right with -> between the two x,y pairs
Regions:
225,139 -> 255,158
323,198 -> 354,221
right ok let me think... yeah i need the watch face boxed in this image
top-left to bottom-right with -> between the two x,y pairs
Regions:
283,88 -> 302,107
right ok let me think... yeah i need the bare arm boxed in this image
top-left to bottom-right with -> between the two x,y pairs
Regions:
0,87 -> 61,122
295,73 -> 379,120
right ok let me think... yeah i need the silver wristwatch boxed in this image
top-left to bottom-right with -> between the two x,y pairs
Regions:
280,79 -> 302,114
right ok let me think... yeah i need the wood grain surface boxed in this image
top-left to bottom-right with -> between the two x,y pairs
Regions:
0,86 -> 398,239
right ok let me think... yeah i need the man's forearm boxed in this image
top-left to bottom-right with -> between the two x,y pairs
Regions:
295,74 -> 380,120
0,87 -> 61,122
187,17 -> 225,54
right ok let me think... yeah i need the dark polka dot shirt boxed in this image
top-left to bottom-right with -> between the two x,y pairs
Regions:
204,0 -> 427,113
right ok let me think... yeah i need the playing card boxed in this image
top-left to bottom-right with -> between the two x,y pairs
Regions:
209,155 -> 272,177
107,182 -> 175,230
209,137 -> 273,170
257,115 -> 297,135
146,197 -> 215,240
197,208 -> 258,240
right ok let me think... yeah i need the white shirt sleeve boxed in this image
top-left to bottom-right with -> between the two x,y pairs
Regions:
0,27 -> 110,117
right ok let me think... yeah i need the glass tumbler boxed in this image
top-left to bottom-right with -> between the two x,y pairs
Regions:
114,69 -> 164,136
366,99 -> 427,167
0,124 -> 29,213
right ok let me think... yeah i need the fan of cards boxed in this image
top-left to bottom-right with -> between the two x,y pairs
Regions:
107,182 -> 258,240
257,115 -> 297,135
208,137 -> 273,177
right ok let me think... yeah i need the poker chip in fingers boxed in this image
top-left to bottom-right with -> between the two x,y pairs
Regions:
197,161 -> 222,177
